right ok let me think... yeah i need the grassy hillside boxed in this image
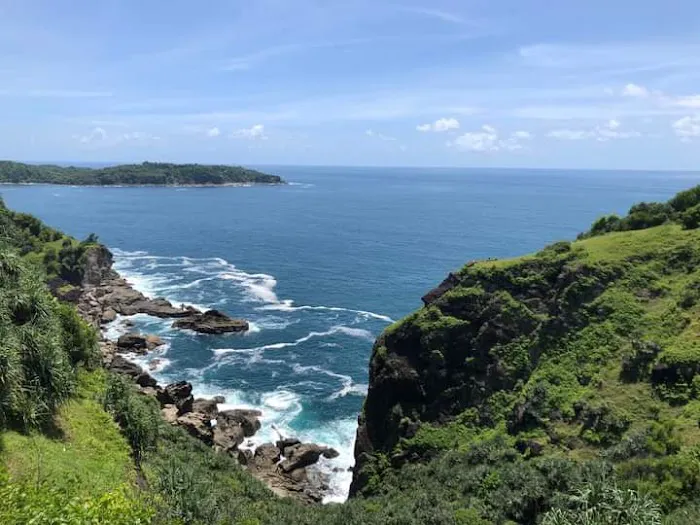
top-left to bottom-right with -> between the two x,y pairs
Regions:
351,187 -> 700,523
0,161 -> 283,186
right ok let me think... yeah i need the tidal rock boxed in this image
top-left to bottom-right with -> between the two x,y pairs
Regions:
176,412 -> 214,445
117,333 -> 164,353
213,395 -> 226,404
172,310 -> 249,334
135,372 -> 158,388
108,355 -> 143,379
321,447 -> 340,459
101,308 -> 117,323
218,409 -> 262,437
279,443 -> 324,473
276,438 -> 301,451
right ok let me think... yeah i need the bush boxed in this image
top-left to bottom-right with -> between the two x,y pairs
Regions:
680,204 -> 700,230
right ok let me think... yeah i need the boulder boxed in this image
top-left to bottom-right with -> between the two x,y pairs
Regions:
176,412 -> 213,445
192,398 -> 219,418
213,424 -> 245,453
279,443 -> 324,473
162,404 -> 179,424
218,409 -> 262,437
213,395 -> 226,404
108,355 -> 143,379
321,447 -> 340,459
237,449 -> 254,466
101,308 -> 117,323
135,372 -> 158,388
157,381 -> 194,415
276,437 -> 301,451
117,333 -> 164,353
172,310 -> 249,334
254,443 -> 281,466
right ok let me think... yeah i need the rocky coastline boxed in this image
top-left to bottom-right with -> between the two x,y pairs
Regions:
70,245 -> 339,504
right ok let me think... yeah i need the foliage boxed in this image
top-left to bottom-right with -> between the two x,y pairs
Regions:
0,160 -> 283,185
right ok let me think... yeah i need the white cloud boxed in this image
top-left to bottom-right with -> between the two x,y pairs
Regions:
449,125 -> 532,152
622,83 -> 650,98
365,129 -> 397,141
417,117 -> 460,133
206,127 -> 221,137
231,124 -> 267,140
675,95 -> 700,109
74,127 -> 108,144
673,116 -> 700,141
120,131 -> 160,142
548,119 -> 641,141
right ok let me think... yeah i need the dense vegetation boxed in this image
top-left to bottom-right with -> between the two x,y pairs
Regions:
5,185 -> 700,523
0,161 -> 283,186
351,185 -> 700,523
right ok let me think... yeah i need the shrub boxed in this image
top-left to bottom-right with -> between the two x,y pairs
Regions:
680,204 -> 700,230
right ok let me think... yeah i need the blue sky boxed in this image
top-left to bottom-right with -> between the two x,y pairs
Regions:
2,0 -> 700,169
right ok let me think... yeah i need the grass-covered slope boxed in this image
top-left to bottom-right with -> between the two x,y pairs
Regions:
0,160 -> 283,186
351,186 -> 700,523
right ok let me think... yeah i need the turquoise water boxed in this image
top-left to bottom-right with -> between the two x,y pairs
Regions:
3,166 -> 698,500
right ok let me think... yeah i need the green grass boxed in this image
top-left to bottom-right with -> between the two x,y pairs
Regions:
1,370 -> 135,497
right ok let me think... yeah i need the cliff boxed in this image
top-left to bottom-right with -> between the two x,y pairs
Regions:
350,186 -> 700,523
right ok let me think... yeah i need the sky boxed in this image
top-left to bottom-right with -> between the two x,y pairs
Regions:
2,0 -> 700,170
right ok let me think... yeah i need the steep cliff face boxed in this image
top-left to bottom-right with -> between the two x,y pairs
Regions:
81,244 -> 116,286
350,190 -> 700,522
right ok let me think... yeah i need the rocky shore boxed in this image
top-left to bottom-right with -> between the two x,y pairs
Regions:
68,245 -> 338,503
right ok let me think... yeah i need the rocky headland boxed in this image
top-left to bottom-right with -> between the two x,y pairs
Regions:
68,244 -> 337,503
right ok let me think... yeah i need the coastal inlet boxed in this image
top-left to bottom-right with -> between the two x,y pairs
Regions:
80,245 -> 392,503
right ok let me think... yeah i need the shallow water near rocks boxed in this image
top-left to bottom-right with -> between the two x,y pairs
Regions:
4,165 -> 698,501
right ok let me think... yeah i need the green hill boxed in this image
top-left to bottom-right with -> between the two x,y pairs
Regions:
0,161 -> 283,186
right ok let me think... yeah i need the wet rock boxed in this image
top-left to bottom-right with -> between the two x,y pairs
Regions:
172,310 -> 249,334
148,358 -> 162,371
108,355 -> 143,379
101,308 -> 117,323
279,443 -> 324,473
321,447 -> 340,459
213,395 -> 226,404
135,372 -> 158,388
117,333 -> 164,353
218,409 -> 262,437
276,437 -> 301,451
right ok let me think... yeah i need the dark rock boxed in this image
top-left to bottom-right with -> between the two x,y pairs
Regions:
193,398 -> 219,418
176,412 -> 213,445
321,447 -> 340,459
254,443 -> 282,466
157,381 -> 194,415
213,395 -> 226,404
237,449 -> 253,465
172,310 -> 249,334
148,358 -> 162,371
279,443 -> 324,473
117,333 -> 164,353
276,438 -> 301,451
421,272 -> 461,306
219,409 -> 262,437
135,372 -> 158,388
108,355 -> 142,378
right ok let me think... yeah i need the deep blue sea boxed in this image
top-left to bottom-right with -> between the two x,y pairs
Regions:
3,165 -> 699,500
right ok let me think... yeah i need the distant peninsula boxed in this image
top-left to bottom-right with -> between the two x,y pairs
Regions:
0,161 -> 284,186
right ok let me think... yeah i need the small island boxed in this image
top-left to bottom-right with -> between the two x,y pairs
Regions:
0,160 -> 284,186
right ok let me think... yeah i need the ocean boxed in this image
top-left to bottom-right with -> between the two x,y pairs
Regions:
3,165 -> 699,501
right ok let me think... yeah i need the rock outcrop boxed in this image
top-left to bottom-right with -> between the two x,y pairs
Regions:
172,309 -> 249,334
116,333 -> 165,353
